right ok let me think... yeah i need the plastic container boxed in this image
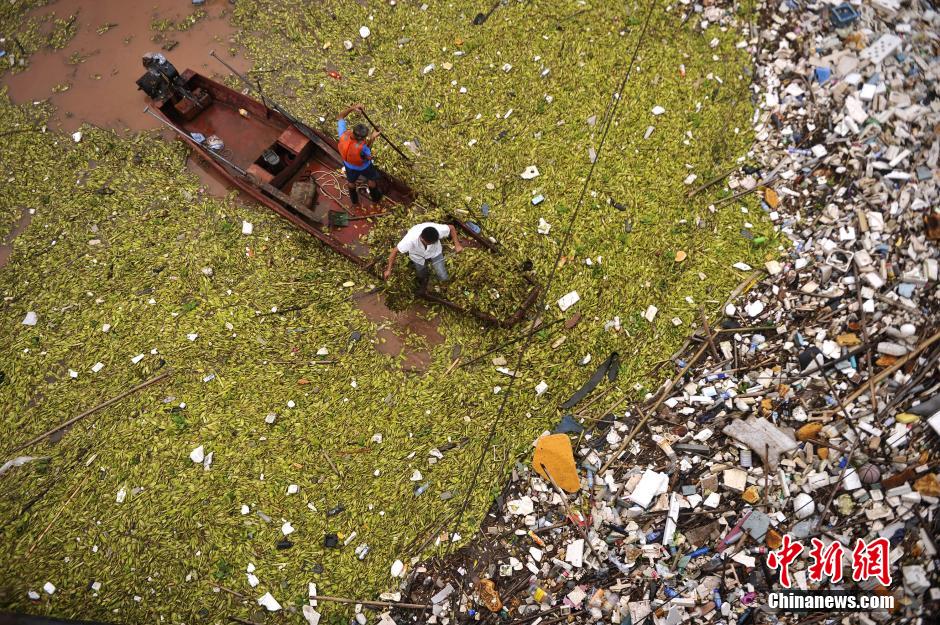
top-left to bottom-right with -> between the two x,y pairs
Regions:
528,580 -> 554,605
830,3 -> 859,28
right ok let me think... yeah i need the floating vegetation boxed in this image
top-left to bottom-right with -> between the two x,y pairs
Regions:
151,9 -> 207,34
363,203 -> 530,317
66,50 -> 88,65
0,0 -> 779,621
0,2 -> 77,73
431,247 -> 533,320
96,22 -> 118,36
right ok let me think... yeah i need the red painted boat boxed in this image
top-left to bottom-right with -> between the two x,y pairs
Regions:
136,54 -> 539,327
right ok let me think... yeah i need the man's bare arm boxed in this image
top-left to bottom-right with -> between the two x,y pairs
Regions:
338,103 -> 364,120
383,247 -> 399,279
448,225 -> 464,252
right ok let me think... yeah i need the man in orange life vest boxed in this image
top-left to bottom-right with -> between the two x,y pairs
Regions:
337,103 -> 382,205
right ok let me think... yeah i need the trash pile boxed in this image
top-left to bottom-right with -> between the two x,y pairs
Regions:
386,0 -> 940,622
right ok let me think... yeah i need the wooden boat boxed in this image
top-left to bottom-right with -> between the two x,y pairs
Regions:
136,55 -> 539,327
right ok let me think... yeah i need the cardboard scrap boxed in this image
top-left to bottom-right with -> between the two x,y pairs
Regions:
723,416 -> 798,470
533,434 -> 580,493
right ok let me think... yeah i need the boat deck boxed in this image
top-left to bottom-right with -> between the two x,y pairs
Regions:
183,100 -> 283,171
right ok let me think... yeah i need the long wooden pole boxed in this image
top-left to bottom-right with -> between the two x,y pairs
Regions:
823,329 -> 940,415
9,370 -> 172,454
309,595 -> 429,610
598,342 -> 709,477
539,463 -> 594,559
25,474 -> 89,556
360,109 -> 411,162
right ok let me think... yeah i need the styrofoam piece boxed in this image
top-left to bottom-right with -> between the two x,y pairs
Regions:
859,34 -> 902,64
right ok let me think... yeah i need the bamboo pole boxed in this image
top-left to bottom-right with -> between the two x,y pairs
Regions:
309,595 -> 430,610
598,342 -> 709,477
360,109 -> 411,162
9,370 -> 173,454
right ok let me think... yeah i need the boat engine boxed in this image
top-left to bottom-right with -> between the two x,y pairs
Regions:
136,53 -> 181,101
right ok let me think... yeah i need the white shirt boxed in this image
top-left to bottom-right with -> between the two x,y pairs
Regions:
396,222 -> 451,265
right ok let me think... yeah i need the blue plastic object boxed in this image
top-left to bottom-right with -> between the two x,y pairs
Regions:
554,414 -> 584,434
465,221 -> 481,234
830,3 -> 859,27
813,66 -> 832,84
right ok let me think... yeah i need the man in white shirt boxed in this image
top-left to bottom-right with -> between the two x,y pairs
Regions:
383,222 -> 464,286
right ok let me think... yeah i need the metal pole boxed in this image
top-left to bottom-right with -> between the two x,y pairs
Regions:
209,50 -> 319,143
143,106 -> 247,175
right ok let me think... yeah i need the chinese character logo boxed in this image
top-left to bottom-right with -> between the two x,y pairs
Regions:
851,537 -> 892,586
766,535 -> 893,588
767,534 -> 804,588
808,538 -> 844,583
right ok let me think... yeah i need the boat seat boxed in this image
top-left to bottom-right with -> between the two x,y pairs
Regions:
276,125 -> 311,156
246,163 -> 275,186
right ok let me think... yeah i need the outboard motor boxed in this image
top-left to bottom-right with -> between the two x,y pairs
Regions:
136,52 -> 181,100
136,53 -> 212,120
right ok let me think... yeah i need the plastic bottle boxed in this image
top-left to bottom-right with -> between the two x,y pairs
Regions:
608,552 -> 632,575
527,579 -> 554,605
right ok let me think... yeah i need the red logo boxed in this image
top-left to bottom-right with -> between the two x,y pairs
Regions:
766,535 -> 893,588
767,534 -> 804,588
808,538 -> 844,583
851,537 -> 892,586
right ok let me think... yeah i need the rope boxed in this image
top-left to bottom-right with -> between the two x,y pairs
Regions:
440,0 -> 657,580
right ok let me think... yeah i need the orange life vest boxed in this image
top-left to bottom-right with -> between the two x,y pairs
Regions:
338,130 -> 371,167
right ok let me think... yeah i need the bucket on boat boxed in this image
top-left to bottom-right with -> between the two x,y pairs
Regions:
262,149 -> 281,168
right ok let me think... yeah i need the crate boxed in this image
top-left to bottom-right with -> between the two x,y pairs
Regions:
830,3 -> 859,28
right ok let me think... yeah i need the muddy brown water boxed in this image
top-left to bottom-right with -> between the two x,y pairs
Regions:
1,0 -> 252,206
1,0 -> 449,364
0,0 -> 250,259
0,208 -> 33,269
1,0 -> 249,133
355,291 -> 445,372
